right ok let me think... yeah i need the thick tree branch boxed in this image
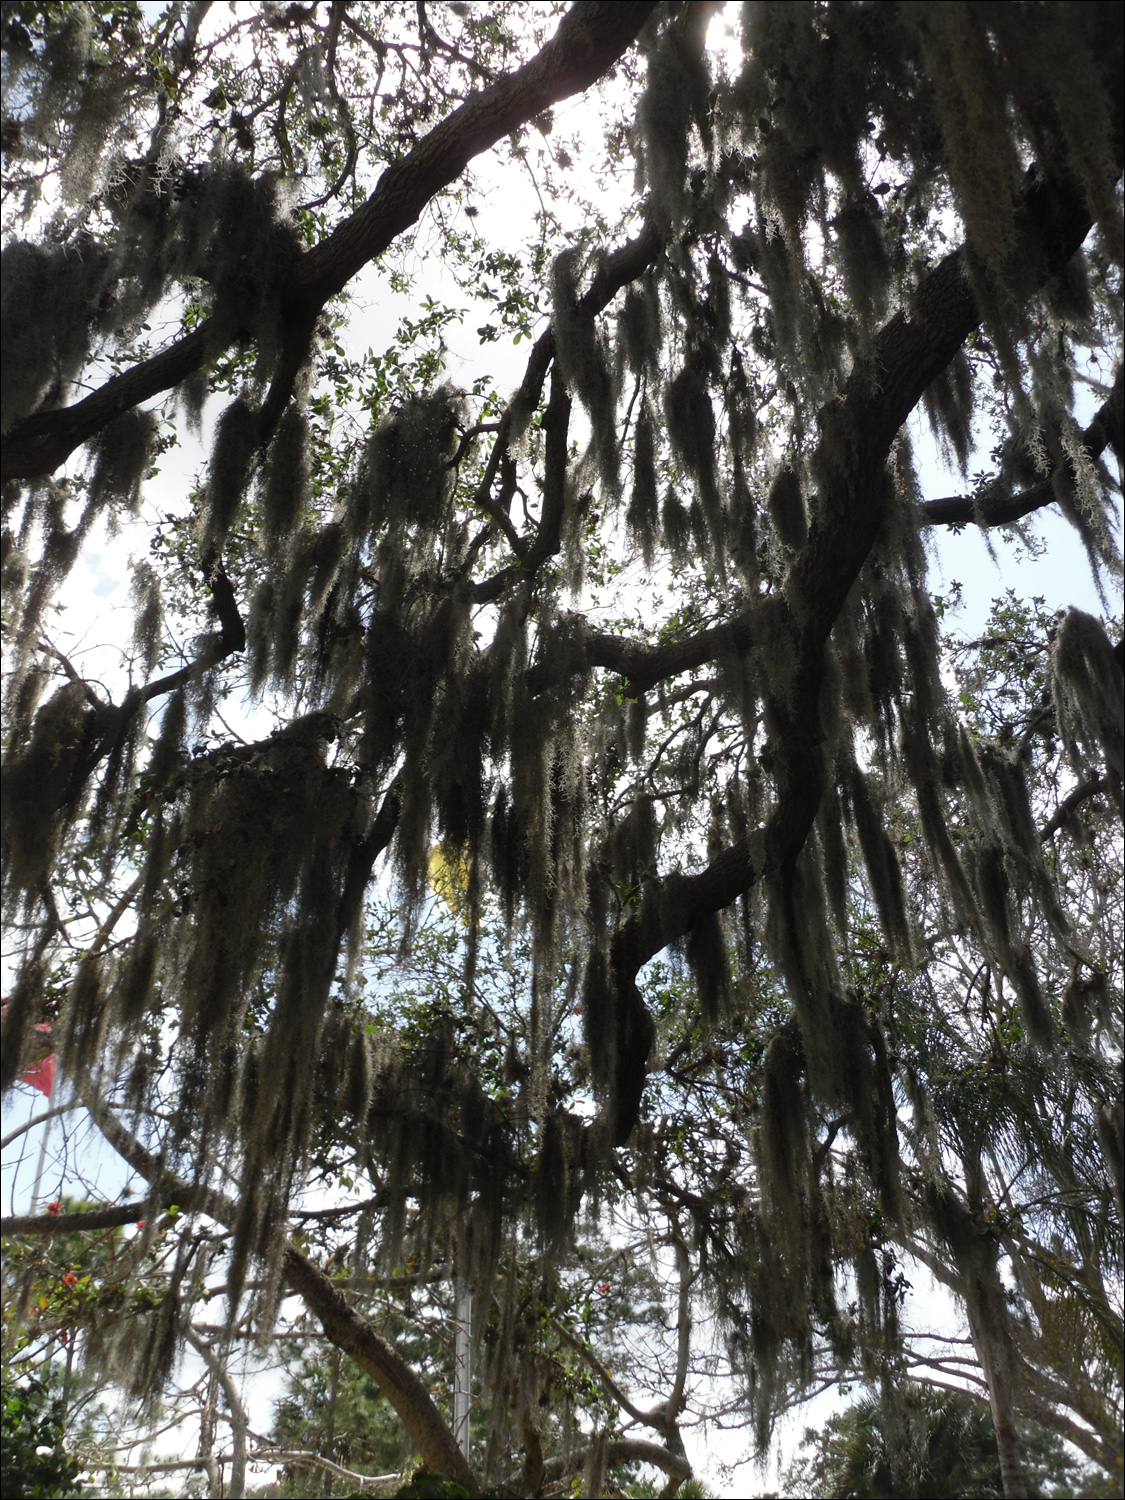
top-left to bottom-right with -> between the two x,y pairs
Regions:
290,3 -> 657,306
1,3 -> 657,481
536,1438 -> 691,1492
1,1200 -> 163,1235
1,325 -> 213,485
1039,775 -> 1108,839
595,103 -> 1115,1145
279,1248 -> 479,1496
921,364 -> 1123,528
583,599 -> 782,692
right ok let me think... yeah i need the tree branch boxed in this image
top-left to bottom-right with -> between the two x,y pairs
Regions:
1,4 -> 658,479
2,1200 -> 159,1235
289,3 -> 657,307
183,1327 -> 248,1500
1,325 -> 213,484
280,1245 -> 480,1496
1039,776 -> 1107,839
249,1448 -> 400,1491
69,1095 -> 482,1497
537,1437 -> 691,1490
0,1103 -> 79,1153
1017,1373 -> 1120,1474
471,221 -> 663,600
594,113 -> 1111,1145
920,364 -> 1123,528
552,1318 -> 657,1431
665,1232 -> 693,1428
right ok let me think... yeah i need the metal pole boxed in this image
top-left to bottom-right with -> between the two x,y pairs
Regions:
28,1055 -> 60,1215
453,1270 -> 472,1462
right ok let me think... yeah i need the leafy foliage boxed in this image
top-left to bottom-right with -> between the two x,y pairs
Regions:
783,1384 -> 1089,1500
0,1368 -> 87,1500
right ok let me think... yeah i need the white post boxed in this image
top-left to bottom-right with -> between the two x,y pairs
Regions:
29,1057 -> 60,1215
453,1270 -> 472,1462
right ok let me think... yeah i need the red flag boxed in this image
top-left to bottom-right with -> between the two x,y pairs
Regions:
20,1052 -> 56,1098
0,1003 -> 57,1097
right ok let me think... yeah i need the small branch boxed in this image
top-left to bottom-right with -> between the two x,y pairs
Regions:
447,420 -> 502,469
296,3 -> 360,212
36,642 -> 107,710
41,545 -> 247,824
414,0 -> 498,82
89,874 -> 145,957
813,1114 -> 851,1170
355,1267 -> 449,1292
250,1447 -> 402,1491
184,1328 -> 248,1500
0,1104 -> 79,1153
471,222 -> 666,597
1039,775 -> 1107,839
920,364 -> 1122,529
291,1193 -> 384,1222
81,1458 -> 219,1477
551,1318 -> 665,1433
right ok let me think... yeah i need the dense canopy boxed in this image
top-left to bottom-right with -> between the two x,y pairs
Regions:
1,3 -> 1122,1497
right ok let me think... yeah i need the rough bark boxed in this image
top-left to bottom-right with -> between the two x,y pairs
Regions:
593,111 -> 1116,1148
0,2 -> 658,481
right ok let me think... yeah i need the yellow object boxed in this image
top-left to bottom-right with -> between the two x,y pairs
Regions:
427,844 -> 471,922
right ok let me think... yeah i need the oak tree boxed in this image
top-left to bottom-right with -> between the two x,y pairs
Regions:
2,4 -> 1123,1496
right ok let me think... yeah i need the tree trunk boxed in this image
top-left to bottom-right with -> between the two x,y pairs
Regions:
964,1304 -> 1030,1500
930,1185 -> 1030,1500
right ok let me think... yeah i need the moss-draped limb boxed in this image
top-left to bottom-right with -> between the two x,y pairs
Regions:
921,363 -> 1123,527
10,1097 -> 483,1496
0,3 -> 658,482
591,78 -> 1120,1146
